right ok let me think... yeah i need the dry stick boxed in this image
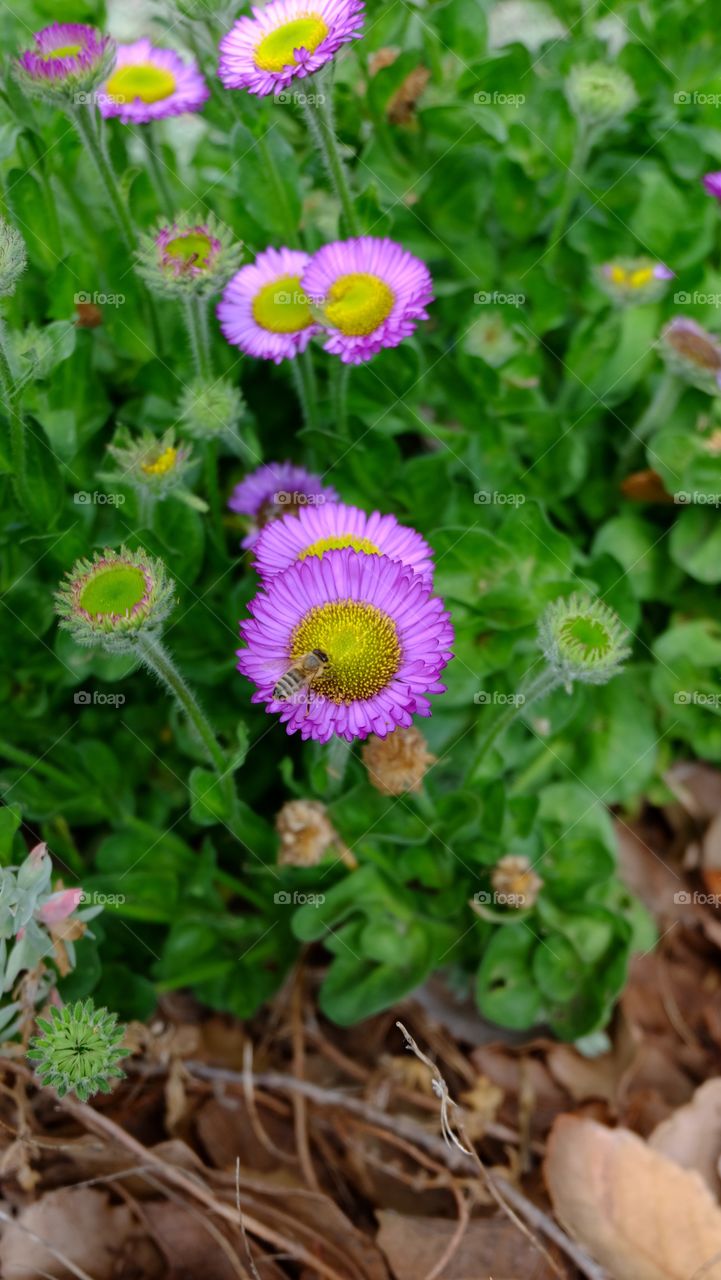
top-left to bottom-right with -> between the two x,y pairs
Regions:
424,1183 -> 472,1280
235,1159 -> 263,1280
60,1096 -> 349,1280
395,1024 -> 609,1280
138,1167 -> 252,1280
291,967 -> 321,1191
241,1042 -> 297,1165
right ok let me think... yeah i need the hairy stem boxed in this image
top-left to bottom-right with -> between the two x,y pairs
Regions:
301,85 -> 360,237
470,668 -> 561,778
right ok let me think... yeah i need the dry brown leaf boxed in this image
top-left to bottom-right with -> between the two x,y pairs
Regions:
0,1186 -> 139,1280
377,1211 -> 561,1280
649,1079 -> 721,1196
545,1114 -> 721,1280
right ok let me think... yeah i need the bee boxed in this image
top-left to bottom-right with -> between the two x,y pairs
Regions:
273,649 -> 330,707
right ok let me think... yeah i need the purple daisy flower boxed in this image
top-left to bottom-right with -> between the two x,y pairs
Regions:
253,499 -> 434,586
99,39 -> 208,123
237,548 -> 453,742
16,24 -> 114,93
702,172 -> 721,201
302,237 -> 434,364
229,461 -> 339,549
218,246 -> 321,363
218,0 -> 364,98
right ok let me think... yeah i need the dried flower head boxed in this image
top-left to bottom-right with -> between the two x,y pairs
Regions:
0,218 -> 27,297
276,799 -> 340,866
56,546 -> 175,653
362,725 -> 436,795
28,998 -> 127,1101
491,855 -> 543,909
177,376 -> 246,439
538,593 -> 631,691
660,317 -> 721,394
136,213 -> 243,299
565,62 -> 636,125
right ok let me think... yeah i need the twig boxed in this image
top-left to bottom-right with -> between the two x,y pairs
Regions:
236,1158 -> 263,1280
395,1023 -> 609,1280
291,966 -> 320,1190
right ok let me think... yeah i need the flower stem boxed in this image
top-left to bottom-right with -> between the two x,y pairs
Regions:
291,353 -> 319,432
301,84 -> 360,237
142,124 -> 175,215
70,107 -> 137,254
326,736 -> 352,796
333,362 -> 351,435
470,668 -> 561,778
547,123 -> 593,266
0,315 -> 27,502
183,297 -> 212,379
628,369 -> 681,446
137,633 -> 237,817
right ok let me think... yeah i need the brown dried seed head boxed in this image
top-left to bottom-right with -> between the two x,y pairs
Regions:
491,854 -> 543,908
276,798 -> 339,867
361,725 -> 436,795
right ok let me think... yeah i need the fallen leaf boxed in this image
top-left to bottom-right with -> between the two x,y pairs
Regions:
545,1114 -> 721,1280
0,1186 -> 142,1280
649,1079 -> 721,1196
377,1210 -> 561,1279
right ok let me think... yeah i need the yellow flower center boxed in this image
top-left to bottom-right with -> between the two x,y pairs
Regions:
141,446 -> 178,477
252,273 -> 314,334
291,600 -> 401,703
609,264 -> 654,288
299,534 -> 380,560
254,15 -> 329,72
105,63 -> 177,105
163,231 -> 215,271
49,44 -> 83,58
324,273 -> 395,336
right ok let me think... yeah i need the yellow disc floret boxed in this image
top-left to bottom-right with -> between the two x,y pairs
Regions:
254,16 -> 329,71
324,273 -> 395,336
105,63 -> 176,105
252,273 -> 314,334
299,535 -> 380,560
291,600 -> 401,703
49,44 -> 83,58
141,446 -> 178,477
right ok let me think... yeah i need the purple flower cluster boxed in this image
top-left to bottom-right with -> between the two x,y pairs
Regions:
234,463 -> 453,741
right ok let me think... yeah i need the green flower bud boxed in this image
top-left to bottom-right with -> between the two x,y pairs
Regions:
55,546 -> 175,653
136,213 -> 243,300
566,62 -> 637,125
28,998 -> 127,1101
538,593 -> 631,690
177,376 -> 246,439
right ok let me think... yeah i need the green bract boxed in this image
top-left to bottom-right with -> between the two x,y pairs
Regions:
28,999 -> 127,1101
55,546 -> 175,652
538,594 -> 631,690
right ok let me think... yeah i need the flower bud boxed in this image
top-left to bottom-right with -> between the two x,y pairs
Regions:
538,593 -> 631,690
17,843 -> 52,893
178,376 -> 245,440
597,258 -> 673,307
14,23 -> 116,108
660,317 -> 721,394
0,218 -> 27,297
28,998 -> 127,1101
702,172 -> 721,202
566,62 -> 636,125
105,428 -> 197,502
362,726 -> 436,795
55,546 -> 175,653
136,214 -> 243,300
